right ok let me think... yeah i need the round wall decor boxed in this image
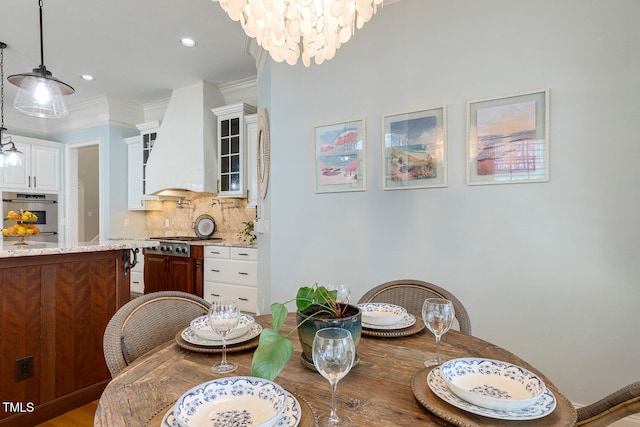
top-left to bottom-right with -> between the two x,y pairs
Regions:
193,214 -> 215,238
257,108 -> 270,200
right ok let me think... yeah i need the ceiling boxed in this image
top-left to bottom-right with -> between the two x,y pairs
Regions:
0,0 -> 258,109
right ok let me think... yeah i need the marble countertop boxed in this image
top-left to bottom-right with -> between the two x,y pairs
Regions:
0,239 -> 156,258
0,237 -> 256,258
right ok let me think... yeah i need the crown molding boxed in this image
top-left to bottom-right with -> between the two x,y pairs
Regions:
219,76 -> 258,106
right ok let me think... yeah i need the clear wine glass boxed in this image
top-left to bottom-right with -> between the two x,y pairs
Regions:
421,298 -> 455,367
328,281 -> 350,304
208,300 -> 240,374
312,327 -> 356,427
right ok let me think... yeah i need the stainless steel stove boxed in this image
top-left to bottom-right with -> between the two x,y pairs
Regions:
146,239 -> 191,257
146,236 -> 222,258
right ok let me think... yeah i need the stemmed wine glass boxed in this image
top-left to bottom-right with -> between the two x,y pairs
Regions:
328,281 -> 350,304
312,327 -> 356,427
208,300 -> 240,374
421,298 -> 455,367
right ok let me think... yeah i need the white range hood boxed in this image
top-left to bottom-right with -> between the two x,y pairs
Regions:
145,81 -> 226,194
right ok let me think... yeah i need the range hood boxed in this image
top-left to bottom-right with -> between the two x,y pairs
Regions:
145,81 -> 226,194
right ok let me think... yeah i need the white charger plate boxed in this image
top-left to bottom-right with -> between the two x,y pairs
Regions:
181,323 -> 262,347
173,377 -> 289,427
190,313 -> 255,341
163,389 -> 302,427
427,367 -> 556,420
362,313 -> 416,330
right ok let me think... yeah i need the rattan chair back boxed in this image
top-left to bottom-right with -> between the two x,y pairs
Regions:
358,279 -> 472,335
103,291 -> 209,377
577,382 -> 640,426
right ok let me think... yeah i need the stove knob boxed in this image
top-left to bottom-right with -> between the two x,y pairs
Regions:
181,247 -> 188,254
175,247 -> 181,254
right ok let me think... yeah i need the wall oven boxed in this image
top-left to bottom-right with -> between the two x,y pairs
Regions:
2,192 -> 59,243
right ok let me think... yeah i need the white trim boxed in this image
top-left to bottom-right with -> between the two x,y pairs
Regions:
64,139 -> 102,244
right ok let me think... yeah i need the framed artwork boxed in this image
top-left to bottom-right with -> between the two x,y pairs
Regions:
467,89 -> 549,185
382,106 -> 447,190
314,118 -> 366,193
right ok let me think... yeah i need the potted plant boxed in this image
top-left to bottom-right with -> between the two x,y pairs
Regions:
238,221 -> 257,245
251,284 -> 361,381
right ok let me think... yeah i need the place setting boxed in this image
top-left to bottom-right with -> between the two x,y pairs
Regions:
174,300 -> 263,355
157,375 -> 314,427
411,298 -> 557,424
357,302 -> 425,337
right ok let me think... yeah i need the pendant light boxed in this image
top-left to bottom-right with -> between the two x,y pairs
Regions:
8,0 -> 74,119
0,42 -> 24,168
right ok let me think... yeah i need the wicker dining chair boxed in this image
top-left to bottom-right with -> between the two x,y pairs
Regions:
576,382 -> 640,427
357,279 -> 472,335
103,291 -> 209,377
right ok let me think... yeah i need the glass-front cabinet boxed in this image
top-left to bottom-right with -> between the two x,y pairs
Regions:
211,103 -> 257,198
125,121 -> 161,210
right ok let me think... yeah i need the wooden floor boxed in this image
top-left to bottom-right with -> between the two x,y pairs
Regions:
35,401 -> 97,427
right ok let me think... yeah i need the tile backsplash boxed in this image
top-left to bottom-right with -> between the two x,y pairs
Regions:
145,192 -> 256,242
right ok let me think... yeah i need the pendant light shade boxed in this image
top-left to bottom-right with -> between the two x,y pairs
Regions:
9,65 -> 73,118
8,0 -> 74,119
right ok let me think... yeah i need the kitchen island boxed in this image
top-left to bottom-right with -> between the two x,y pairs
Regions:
0,240 -> 154,427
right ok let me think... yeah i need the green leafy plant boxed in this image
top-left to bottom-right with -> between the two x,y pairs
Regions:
239,221 -> 256,245
251,284 -> 347,380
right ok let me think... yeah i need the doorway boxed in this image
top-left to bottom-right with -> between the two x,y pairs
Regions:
66,139 -> 101,243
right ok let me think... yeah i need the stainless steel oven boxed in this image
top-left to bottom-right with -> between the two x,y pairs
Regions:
2,192 -> 59,243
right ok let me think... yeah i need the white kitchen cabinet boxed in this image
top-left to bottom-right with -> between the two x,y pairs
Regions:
245,113 -> 258,207
0,135 -> 61,192
125,122 -> 162,210
203,246 -> 258,313
211,103 -> 257,198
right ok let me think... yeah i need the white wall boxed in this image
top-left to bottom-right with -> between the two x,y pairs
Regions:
265,0 -> 640,407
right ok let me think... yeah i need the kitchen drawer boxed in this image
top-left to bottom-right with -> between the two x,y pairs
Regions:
231,247 -> 257,261
130,271 -> 144,293
203,258 -> 257,286
203,246 -> 231,259
203,282 -> 257,313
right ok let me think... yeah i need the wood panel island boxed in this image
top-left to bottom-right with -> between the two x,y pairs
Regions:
0,240 -> 155,427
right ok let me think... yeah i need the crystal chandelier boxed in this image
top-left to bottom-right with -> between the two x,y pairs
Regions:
216,0 -> 384,67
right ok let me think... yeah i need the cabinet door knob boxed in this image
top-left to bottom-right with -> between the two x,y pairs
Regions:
238,298 -> 249,301
210,269 -> 220,272
237,253 -> 249,256
210,293 -> 221,297
238,272 -> 249,275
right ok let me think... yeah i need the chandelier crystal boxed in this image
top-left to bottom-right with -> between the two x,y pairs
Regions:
216,0 -> 384,67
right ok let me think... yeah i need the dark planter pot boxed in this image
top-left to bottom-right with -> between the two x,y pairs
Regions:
296,303 -> 362,365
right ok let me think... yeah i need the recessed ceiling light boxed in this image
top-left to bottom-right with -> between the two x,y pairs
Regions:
180,38 -> 197,48
81,74 -> 94,81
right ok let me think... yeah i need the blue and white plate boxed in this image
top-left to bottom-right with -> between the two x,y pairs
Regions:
181,323 -> 262,347
440,358 -> 546,411
362,313 -> 416,330
162,389 -> 302,427
357,303 -> 407,326
427,367 -> 556,420
173,376 -> 290,427
190,313 -> 255,341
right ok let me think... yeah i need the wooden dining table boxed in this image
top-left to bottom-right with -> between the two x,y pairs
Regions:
95,313 -> 577,427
